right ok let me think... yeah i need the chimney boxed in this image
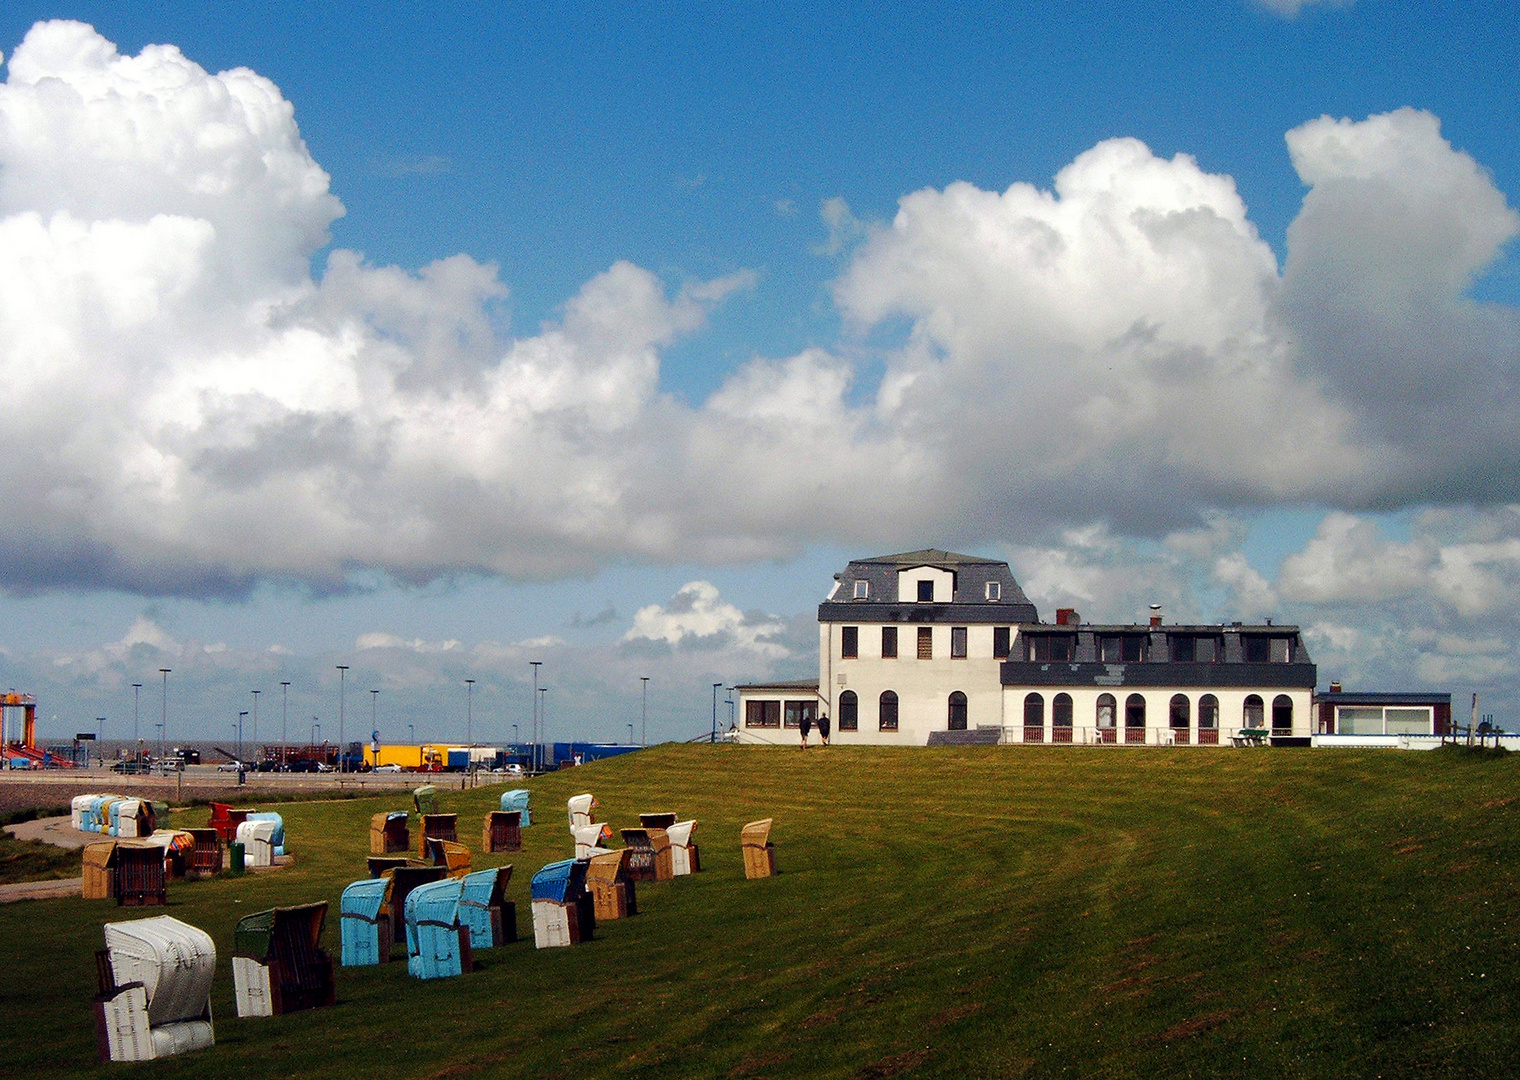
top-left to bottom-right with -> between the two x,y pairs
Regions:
1149,604 -> 1162,628
1329,681 -> 1342,694
1056,607 -> 1079,626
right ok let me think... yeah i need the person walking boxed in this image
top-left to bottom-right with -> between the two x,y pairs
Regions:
817,713 -> 831,747
799,711 -> 813,749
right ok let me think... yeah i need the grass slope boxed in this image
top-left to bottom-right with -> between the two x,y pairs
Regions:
0,745 -> 1516,1079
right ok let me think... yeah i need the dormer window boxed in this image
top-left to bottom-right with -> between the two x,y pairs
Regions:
854,580 -> 869,600
985,581 -> 1001,601
917,580 -> 934,602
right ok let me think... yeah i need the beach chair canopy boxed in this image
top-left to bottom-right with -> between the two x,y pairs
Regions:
501,789 -> 532,826
572,822 -> 614,856
742,819 -> 773,847
405,877 -> 471,979
103,916 -> 216,1027
531,859 -> 588,904
245,812 -> 285,850
666,820 -> 697,847
457,867 -> 512,948
567,793 -> 597,827
340,878 -> 391,966
584,848 -> 626,886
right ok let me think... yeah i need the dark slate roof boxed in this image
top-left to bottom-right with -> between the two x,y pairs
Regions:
1004,622 -> 1317,689
1314,691 -> 1451,706
819,550 -> 1040,624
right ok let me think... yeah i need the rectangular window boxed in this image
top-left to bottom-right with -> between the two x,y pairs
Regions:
745,701 -> 780,728
917,579 -> 934,602
1271,637 -> 1292,663
1170,635 -> 1196,662
853,580 -> 869,599
783,700 -> 816,729
841,626 -> 858,658
881,626 -> 898,658
1244,636 -> 1269,663
1385,708 -> 1432,735
1194,636 -> 1218,663
917,627 -> 933,659
951,626 -> 967,658
993,626 -> 1011,659
1099,635 -> 1145,663
985,581 -> 1001,600
1338,707 -> 1383,735
1028,635 -> 1075,662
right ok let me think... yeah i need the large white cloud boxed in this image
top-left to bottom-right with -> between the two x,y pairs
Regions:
1,21 -> 1518,601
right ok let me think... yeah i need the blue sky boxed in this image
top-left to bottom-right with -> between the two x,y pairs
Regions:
0,3 -> 1518,746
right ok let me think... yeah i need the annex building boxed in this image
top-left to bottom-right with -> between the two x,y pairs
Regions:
737,549 -> 1342,747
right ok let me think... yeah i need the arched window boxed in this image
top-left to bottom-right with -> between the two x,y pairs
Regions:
1169,694 -> 1190,728
1023,693 -> 1044,727
879,690 -> 899,732
1125,694 -> 1146,742
1243,694 -> 1264,729
1053,694 -> 1073,726
838,690 -> 858,732
1198,694 -> 1218,728
1022,692 -> 1043,743
948,691 -> 968,731
1272,694 -> 1293,733
1096,693 -> 1116,728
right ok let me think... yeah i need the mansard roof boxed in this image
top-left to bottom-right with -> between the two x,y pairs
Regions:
819,549 -> 1040,624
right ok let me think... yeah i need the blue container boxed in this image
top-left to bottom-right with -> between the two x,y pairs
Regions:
500,789 -> 532,827
447,749 -> 469,770
405,877 -> 467,979
531,859 -> 587,904
340,879 -> 390,966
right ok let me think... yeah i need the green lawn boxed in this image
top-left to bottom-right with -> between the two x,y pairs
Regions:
1,744 -> 1516,1079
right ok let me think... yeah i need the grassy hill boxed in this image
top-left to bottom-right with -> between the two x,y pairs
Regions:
1,744 -> 1517,1079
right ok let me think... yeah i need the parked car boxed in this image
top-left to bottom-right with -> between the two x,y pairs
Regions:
314,762 -> 334,773
286,759 -> 317,773
374,763 -> 402,773
255,760 -> 284,772
216,760 -> 245,773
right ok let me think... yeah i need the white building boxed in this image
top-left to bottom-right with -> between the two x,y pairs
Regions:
737,549 -> 1320,747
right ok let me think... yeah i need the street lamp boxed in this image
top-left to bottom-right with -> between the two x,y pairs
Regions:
408,723 -> 415,746
131,683 -> 142,746
529,662 -> 542,773
336,665 -> 349,773
538,687 -> 548,771
712,683 -> 722,743
641,676 -> 649,747
465,679 -> 475,781
280,682 -> 290,766
370,689 -> 379,768
158,669 -> 170,760
237,711 -> 247,765
250,689 -> 260,749
96,717 -> 106,767
312,719 -> 320,750
627,722 -> 634,745
512,722 -> 518,748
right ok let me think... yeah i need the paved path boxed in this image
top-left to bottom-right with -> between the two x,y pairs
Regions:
4,814 -> 92,849
0,877 -> 82,903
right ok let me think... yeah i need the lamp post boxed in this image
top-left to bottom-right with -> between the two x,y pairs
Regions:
312,720 -> 320,750
641,676 -> 649,747
336,665 -> 348,773
280,682 -> 290,766
529,661 -> 542,772
131,683 -> 142,746
712,683 -> 722,743
250,689 -> 260,750
96,717 -> 106,767
158,669 -> 170,760
408,723 -> 415,746
627,722 -> 634,745
237,711 -> 247,765
512,723 -> 518,748
465,679 -> 475,782
538,687 -> 548,771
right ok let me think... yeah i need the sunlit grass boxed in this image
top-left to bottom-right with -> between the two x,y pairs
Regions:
0,744 -> 1516,1079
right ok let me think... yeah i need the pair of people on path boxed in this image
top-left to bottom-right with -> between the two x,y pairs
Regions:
800,712 -> 830,748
